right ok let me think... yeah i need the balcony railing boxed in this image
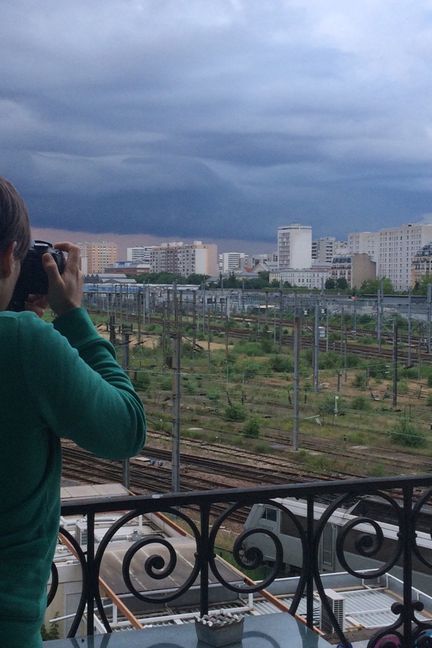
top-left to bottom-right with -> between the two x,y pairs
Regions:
50,474 -> 432,647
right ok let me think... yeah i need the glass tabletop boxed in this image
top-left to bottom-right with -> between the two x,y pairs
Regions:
44,613 -> 331,648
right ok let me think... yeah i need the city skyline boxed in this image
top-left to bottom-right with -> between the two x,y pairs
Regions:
2,1 -> 432,244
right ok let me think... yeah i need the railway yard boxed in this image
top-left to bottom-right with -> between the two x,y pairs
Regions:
62,301 -> 432,496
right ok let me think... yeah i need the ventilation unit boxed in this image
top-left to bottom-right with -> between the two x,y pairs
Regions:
75,521 -> 87,547
320,589 -> 345,634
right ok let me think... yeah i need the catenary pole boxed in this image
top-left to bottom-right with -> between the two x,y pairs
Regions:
292,314 -> 301,451
313,300 -> 320,392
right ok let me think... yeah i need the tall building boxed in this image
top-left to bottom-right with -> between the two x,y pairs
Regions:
219,252 -> 247,273
149,241 -> 218,277
277,224 -> 312,270
412,243 -> 432,285
79,241 -> 118,275
312,237 -> 336,264
312,237 -> 349,263
348,223 -> 432,290
126,246 -> 155,265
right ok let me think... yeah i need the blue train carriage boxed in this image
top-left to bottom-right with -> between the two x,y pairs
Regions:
242,497 -> 432,595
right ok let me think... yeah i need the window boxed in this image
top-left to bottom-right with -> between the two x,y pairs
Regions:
262,507 -> 277,522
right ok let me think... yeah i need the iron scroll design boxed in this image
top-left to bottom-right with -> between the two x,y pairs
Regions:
47,525 -> 88,638
92,507 -> 201,632
208,499 -> 305,595
52,474 -> 432,643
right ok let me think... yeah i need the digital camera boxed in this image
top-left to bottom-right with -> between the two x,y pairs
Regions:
8,240 -> 66,311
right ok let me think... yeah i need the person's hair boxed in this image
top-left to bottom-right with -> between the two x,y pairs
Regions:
0,177 -> 31,261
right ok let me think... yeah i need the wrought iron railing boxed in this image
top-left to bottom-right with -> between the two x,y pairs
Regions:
50,474 -> 432,647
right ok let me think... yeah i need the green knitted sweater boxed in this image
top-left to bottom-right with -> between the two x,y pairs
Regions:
0,308 -> 146,647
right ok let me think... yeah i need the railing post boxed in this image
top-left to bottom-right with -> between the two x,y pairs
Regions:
402,485 -> 414,644
199,502 -> 211,618
86,512 -> 96,636
306,495 -> 315,629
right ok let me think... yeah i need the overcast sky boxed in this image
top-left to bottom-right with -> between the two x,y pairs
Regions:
1,0 -> 432,247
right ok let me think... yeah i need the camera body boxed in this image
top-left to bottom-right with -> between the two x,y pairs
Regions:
8,240 -> 66,312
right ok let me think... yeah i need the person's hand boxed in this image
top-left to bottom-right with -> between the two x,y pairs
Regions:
25,294 -> 49,318
42,242 -> 83,317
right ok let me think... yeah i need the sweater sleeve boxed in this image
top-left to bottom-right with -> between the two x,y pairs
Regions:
19,308 -> 146,459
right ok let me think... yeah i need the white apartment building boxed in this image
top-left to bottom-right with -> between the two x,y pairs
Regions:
277,224 -> 312,270
348,223 -> 432,290
150,241 -> 218,277
270,266 -> 330,289
312,238 -> 349,263
219,252 -> 247,273
126,246 -> 155,265
78,241 -> 118,275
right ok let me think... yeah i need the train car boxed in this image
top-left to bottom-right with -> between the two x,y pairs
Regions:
242,497 -> 432,595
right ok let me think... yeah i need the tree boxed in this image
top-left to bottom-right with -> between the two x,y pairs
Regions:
413,275 -> 432,295
186,273 -> 209,285
325,277 -> 335,290
336,277 -> 349,290
359,278 -> 394,294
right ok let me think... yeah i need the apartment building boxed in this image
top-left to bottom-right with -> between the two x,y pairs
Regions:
412,243 -> 432,285
331,253 -> 376,289
312,237 -> 349,263
126,246 -> 155,265
150,241 -> 218,277
348,223 -> 432,290
270,266 -> 330,289
219,252 -> 247,273
79,241 -> 118,275
277,224 -> 312,270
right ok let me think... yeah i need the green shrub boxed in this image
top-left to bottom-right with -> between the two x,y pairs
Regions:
389,417 -> 426,448
319,352 -> 340,369
260,339 -> 275,354
397,380 -> 409,395
269,355 -> 293,372
233,341 -> 262,356
352,372 -> 367,389
207,388 -> 221,402
346,353 -> 361,368
234,359 -> 261,380
132,372 -> 150,391
427,394 -> 432,407
318,395 -> 345,415
400,366 -> 418,379
183,378 -> 198,394
358,336 -> 375,345
224,404 -> 247,421
351,395 -> 371,411
252,440 -> 271,454
183,428 -> 205,440
243,418 -> 260,438
427,374 -> 432,388
369,361 -> 390,379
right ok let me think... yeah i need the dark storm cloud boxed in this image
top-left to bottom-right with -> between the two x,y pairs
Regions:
1,0 -> 432,242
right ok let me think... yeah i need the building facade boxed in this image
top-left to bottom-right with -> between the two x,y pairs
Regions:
277,224 -> 312,270
330,253 -> 376,289
219,252 -> 247,273
149,241 -> 218,277
270,266 -> 330,289
412,243 -> 432,286
79,241 -> 118,275
348,223 -> 432,290
126,246 -> 155,265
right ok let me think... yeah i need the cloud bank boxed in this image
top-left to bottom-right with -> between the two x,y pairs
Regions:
1,0 -> 432,242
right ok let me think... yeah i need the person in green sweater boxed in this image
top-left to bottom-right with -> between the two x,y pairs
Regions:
0,177 -> 146,647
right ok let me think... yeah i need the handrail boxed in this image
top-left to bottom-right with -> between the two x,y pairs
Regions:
51,474 -> 432,647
